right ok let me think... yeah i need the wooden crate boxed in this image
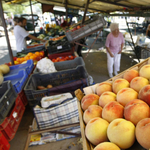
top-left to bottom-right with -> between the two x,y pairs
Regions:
77,57 -> 150,150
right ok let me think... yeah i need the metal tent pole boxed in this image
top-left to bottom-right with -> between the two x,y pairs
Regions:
29,0 -> 35,34
65,0 -> 68,23
82,0 -> 90,24
0,0 -> 14,65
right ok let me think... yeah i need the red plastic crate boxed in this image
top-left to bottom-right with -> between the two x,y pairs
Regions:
18,90 -> 28,106
0,131 -> 10,150
1,96 -> 25,141
48,46 -> 75,60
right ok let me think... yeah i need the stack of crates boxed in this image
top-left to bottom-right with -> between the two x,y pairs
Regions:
0,131 -> 10,150
0,81 -> 25,142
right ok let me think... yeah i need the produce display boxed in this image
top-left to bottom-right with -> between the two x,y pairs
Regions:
0,64 -> 10,84
51,55 -> 76,62
36,57 -> 57,74
79,58 -> 150,150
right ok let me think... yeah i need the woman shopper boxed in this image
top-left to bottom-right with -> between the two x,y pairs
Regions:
105,23 -> 125,78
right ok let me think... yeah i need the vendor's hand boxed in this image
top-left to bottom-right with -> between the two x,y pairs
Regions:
110,53 -> 114,57
118,50 -> 122,54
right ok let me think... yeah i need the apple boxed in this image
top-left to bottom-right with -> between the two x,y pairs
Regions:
107,118 -> 135,149
136,118 -> 150,149
94,142 -> 120,150
102,101 -> 124,123
124,99 -> 150,125
139,64 -> 150,79
99,91 -> 116,108
85,117 -> 109,145
83,105 -> 103,124
130,77 -> 149,93
96,82 -> 112,96
112,78 -> 129,94
123,69 -> 139,83
116,88 -> 138,106
81,94 -> 99,111
139,85 -> 150,106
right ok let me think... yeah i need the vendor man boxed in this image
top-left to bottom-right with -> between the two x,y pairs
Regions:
14,17 -> 45,52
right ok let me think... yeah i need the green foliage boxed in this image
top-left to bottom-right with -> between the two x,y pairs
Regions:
2,2 -> 26,15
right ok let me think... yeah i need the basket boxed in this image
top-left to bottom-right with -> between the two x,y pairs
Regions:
135,46 -> 150,59
4,59 -> 34,77
1,96 -> 25,141
66,16 -> 106,42
0,81 -> 17,125
24,66 -> 89,108
33,57 -> 85,74
0,131 -> 10,150
4,70 -> 29,93
77,57 -> 150,150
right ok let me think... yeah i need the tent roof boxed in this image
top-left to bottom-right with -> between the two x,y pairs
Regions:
4,0 -> 150,14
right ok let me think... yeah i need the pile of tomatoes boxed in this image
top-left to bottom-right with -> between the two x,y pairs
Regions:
51,55 -> 76,62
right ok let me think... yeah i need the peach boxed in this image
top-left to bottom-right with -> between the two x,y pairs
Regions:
107,118 -> 135,149
124,99 -> 150,125
83,105 -> 103,124
136,118 -> 150,149
85,117 -> 109,145
99,91 -> 116,108
112,78 -> 129,94
139,64 -> 150,79
81,94 -> 99,111
139,85 -> 150,106
96,82 -> 112,96
130,77 -> 149,93
123,69 -> 139,83
117,88 -> 138,106
94,142 -> 120,150
102,101 -> 124,123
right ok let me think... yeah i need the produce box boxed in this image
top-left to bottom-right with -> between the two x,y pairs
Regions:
33,57 -> 85,74
1,96 -> 25,141
4,70 -> 28,93
0,131 -> 10,150
4,59 -> 34,77
77,58 -> 150,150
24,66 -> 89,108
0,81 -> 17,125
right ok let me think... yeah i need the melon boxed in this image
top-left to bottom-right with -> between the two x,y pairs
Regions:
0,74 -> 4,85
0,64 -> 10,75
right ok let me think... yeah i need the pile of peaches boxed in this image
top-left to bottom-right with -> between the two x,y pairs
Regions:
81,63 -> 150,150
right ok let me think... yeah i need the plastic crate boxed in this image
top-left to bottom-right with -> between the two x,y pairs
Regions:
33,57 -> 85,74
66,16 -> 106,42
47,42 -> 72,54
0,131 -> 10,150
1,96 -> 25,141
24,43 -> 45,52
4,70 -> 28,94
24,66 -> 89,108
0,81 -> 17,125
18,90 -> 28,106
141,48 -> 150,59
4,60 -> 34,77
48,47 -> 75,60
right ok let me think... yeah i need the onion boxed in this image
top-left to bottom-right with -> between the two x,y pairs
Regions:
0,64 -> 10,75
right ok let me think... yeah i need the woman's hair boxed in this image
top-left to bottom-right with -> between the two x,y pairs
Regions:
110,23 -> 119,32
13,17 -> 19,23
18,17 -> 26,23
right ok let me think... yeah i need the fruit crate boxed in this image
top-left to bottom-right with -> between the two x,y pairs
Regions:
0,81 -> 17,125
24,66 -> 89,108
66,16 -> 106,42
33,57 -> 85,74
18,89 -> 28,106
4,59 -> 34,77
77,57 -> 150,150
1,96 -> 25,141
0,131 -> 10,150
4,69 -> 29,94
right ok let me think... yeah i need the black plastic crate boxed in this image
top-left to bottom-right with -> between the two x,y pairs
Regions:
47,41 -> 73,54
24,66 -> 89,107
0,81 -> 17,124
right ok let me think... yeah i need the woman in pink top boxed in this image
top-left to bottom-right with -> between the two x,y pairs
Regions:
105,23 -> 125,78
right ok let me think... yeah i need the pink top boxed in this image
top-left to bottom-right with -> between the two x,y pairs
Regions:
105,32 -> 125,53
